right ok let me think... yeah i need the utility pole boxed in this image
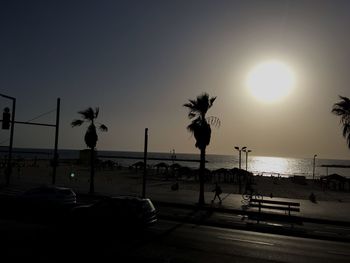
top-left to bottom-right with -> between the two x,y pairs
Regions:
0,96 -> 61,185
0,94 -> 16,185
52,98 -> 60,184
142,128 -> 148,198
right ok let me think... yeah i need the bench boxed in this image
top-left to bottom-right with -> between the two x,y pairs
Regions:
249,198 -> 301,224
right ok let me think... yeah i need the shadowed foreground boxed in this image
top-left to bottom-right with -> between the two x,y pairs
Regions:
1,217 -> 350,263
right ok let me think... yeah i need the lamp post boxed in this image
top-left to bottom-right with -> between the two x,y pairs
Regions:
313,154 -> 317,180
234,146 -> 246,194
243,149 -> 252,171
0,94 -> 16,185
234,146 -> 246,169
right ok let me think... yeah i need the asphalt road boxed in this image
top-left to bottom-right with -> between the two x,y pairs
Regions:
1,219 -> 350,262
143,220 -> 350,263
158,205 -> 350,242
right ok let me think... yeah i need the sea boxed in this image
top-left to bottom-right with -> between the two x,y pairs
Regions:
1,148 -> 350,179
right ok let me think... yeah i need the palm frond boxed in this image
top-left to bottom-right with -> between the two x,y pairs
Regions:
183,102 -> 194,108
188,112 -> 196,119
94,107 -> 99,118
196,93 -> 209,114
339,95 -> 350,104
332,96 -> 350,113
332,95 -> 350,150
209,97 -> 216,107
184,102 -> 199,119
197,93 -> 209,102
184,94 -> 216,119
189,99 -> 197,107
332,108 -> 346,116
99,124 -> 108,132
184,93 -> 218,150
342,123 -> 350,138
332,96 -> 350,124
206,116 -> 221,128
71,119 -> 84,127
186,118 -> 200,133
78,107 -> 95,121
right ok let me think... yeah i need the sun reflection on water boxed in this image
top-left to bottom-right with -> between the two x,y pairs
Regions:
249,156 -> 294,177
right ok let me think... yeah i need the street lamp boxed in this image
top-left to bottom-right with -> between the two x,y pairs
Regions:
0,94 -> 16,185
234,146 -> 246,194
313,154 -> 317,180
234,146 -> 246,169
243,149 -> 252,171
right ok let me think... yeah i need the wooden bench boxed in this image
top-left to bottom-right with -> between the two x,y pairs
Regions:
249,198 -> 301,224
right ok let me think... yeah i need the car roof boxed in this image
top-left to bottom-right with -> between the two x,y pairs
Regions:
95,196 -> 150,204
110,196 -> 147,201
26,185 -> 75,192
40,185 -> 71,189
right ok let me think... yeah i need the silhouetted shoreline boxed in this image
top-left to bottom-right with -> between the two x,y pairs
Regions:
2,148 -> 350,178
1,159 -> 350,202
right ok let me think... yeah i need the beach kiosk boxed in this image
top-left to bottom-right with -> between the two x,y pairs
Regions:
320,164 -> 350,191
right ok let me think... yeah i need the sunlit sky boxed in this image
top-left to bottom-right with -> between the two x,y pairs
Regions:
1,0 -> 350,160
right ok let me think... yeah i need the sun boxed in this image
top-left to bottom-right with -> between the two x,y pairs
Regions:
246,60 -> 295,103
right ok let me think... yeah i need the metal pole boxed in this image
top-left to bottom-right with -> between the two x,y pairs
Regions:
6,97 -> 16,185
312,154 -> 317,180
245,150 -> 251,171
238,150 -> 242,193
238,150 -> 241,169
142,128 -> 148,198
52,98 -> 60,184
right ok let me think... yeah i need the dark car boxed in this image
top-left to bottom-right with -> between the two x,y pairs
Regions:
71,196 -> 157,231
16,185 -> 77,222
20,185 -> 77,206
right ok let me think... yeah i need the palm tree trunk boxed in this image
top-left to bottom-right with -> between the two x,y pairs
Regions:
89,147 -> 95,194
198,147 -> 206,205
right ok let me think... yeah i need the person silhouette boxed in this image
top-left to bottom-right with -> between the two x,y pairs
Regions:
171,181 -> 179,191
212,182 -> 222,203
309,192 -> 316,203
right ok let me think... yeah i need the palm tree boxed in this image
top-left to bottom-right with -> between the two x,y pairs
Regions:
184,93 -> 220,205
332,96 -> 350,148
71,107 -> 108,194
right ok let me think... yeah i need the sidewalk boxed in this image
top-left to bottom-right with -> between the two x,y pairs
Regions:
142,188 -> 350,226
2,179 -> 350,226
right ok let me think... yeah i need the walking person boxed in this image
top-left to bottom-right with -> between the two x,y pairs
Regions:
212,182 -> 222,203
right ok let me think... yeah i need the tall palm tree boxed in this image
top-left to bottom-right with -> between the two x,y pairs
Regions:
332,96 -> 350,148
71,107 -> 108,194
184,93 -> 220,205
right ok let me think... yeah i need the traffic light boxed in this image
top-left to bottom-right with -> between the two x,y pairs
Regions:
2,107 -> 10,130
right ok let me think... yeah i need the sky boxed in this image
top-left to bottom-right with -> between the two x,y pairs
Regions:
1,0 -> 350,160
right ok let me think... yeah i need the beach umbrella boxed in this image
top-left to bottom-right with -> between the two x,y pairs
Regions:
154,162 -> 169,175
170,163 -> 181,170
132,161 -> 144,168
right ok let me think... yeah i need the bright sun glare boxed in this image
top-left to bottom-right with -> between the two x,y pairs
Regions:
246,60 -> 295,103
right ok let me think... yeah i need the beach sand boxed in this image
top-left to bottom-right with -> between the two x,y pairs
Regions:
2,159 -> 350,202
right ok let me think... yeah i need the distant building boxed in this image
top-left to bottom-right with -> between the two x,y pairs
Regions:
321,174 -> 349,191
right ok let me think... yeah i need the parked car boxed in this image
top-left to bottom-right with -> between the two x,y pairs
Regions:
20,185 -> 77,206
71,196 -> 157,231
15,185 -> 77,222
